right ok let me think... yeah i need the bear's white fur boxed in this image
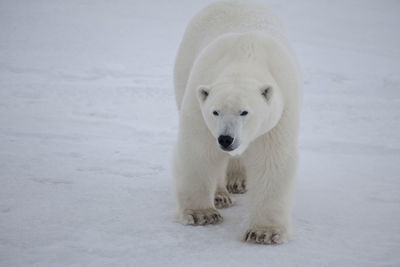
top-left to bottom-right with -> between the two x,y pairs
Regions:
173,1 -> 302,244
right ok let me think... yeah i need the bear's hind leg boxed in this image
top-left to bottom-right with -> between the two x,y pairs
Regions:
226,157 -> 247,194
215,175 -> 235,209
214,190 -> 235,209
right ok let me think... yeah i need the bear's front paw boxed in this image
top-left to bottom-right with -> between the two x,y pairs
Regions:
181,208 -> 223,225
226,175 -> 246,194
214,191 -> 235,209
244,226 -> 287,245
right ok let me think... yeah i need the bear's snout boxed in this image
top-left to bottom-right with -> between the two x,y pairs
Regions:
218,135 -> 234,150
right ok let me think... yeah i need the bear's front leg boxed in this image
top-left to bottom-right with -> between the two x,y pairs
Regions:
174,138 -> 228,225
243,140 -> 297,244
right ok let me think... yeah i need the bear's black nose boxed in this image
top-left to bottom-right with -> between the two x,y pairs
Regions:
218,135 -> 234,148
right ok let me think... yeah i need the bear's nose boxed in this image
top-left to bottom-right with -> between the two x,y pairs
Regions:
218,135 -> 234,148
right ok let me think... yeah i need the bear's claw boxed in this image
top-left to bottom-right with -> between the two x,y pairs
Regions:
214,191 -> 235,209
226,177 -> 246,194
244,226 -> 287,245
182,208 -> 223,225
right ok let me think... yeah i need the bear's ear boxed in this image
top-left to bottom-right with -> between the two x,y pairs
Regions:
196,85 -> 211,103
260,85 -> 273,103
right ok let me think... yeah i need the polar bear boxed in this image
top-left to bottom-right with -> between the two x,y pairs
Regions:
173,1 -> 302,244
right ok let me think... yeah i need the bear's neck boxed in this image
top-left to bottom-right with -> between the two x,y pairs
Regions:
212,62 -> 276,89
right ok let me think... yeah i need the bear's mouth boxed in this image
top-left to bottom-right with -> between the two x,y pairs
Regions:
220,146 -> 235,152
218,139 -> 247,156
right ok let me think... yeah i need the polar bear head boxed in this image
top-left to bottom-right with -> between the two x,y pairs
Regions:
197,80 -> 284,156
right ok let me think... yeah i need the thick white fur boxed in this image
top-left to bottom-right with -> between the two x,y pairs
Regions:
173,1 -> 302,244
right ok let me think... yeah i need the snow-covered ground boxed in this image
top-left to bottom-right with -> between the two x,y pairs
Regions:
1,0 -> 399,266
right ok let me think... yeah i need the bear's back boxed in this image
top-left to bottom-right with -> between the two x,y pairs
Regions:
174,1 -> 287,109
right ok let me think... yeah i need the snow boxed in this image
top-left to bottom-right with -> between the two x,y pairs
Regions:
1,0 -> 399,266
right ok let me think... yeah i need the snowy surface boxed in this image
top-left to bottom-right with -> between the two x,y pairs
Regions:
1,0 -> 400,266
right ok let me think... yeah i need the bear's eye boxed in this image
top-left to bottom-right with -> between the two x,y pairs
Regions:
240,111 -> 248,116
213,110 -> 219,116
